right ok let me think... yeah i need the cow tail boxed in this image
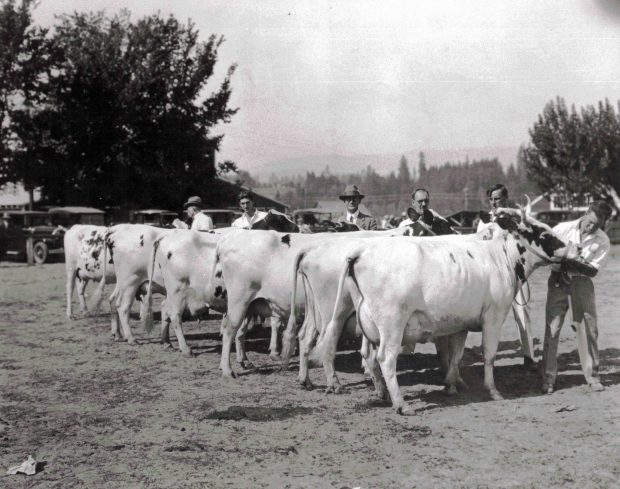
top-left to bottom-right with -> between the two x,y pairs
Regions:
88,227 -> 110,312
143,235 -> 163,333
281,250 -> 306,366
312,251 -> 361,362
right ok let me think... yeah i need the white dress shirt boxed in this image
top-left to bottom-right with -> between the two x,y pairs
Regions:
232,210 -> 268,229
191,212 -> 214,231
346,210 -> 360,224
551,218 -> 610,274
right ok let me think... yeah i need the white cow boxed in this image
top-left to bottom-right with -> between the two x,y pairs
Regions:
103,224 -> 172,344
280,228 -> 499,393
214,227 -> 417,378
313,208 -> 579,414
144,228 -> 230,357
64,224 -> 115,318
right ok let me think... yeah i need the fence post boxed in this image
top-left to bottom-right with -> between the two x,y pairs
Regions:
26,236 -> 34,266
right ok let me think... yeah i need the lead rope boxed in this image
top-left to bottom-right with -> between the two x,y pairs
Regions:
513,279 -> 531,306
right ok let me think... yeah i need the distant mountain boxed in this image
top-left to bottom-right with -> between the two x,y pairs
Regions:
247,146 -> 520,182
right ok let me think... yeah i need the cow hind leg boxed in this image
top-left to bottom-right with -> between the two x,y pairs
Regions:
297,319 -> 318,390
160,299 -> 173,350
361,337 -> 388,401
108,286 -> 122,341
116,285 -> 139,345
77,277 -> 88,315
171,312 -> 193,357
377,341 -> 411,415
235,319 -> 254,369
482,313 -> 505,401
220,308 -> 248,378
443,331 -> 468,395
269,315 -> 283,361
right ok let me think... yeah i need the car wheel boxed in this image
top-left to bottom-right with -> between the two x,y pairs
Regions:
33,241 -> 49,264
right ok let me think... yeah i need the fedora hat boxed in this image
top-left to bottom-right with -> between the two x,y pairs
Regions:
183,196 -> 203,209
339,184 -> 365,201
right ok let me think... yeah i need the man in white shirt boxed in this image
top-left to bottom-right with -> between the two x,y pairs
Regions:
477,184 -> 537,371
232,191 -> 268,229
542,200 -> 613,394
174,196 -> 214,231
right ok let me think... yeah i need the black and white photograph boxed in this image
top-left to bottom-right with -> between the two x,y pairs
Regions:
1,1 -> 619,487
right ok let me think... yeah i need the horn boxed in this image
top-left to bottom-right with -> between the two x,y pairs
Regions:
524,194 -> 532,216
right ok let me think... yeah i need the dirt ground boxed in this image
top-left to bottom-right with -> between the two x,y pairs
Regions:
1,250 -> 620,489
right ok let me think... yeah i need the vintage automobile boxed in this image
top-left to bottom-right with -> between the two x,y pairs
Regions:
292,208 -> 342,233
0,210 -> 65,264
48,206 -> 106,227
132,209 -> 179,228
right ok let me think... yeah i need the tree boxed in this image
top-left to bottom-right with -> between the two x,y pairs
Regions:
522,97 -> 620,208
0,0 -> 51,206
8,9 -> 238,209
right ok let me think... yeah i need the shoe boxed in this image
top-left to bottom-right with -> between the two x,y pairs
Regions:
542,383 -> 554,394
589,382 -> 604,392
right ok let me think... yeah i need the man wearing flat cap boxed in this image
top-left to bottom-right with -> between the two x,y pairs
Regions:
338,184 -> 377,230
175,196 -> 214,231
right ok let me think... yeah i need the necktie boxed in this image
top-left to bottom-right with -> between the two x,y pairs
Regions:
349,215 -> 354,223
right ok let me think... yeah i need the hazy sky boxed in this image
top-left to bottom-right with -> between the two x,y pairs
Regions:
33,0 -> 620,172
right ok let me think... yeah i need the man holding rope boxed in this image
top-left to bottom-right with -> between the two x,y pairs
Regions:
477,183 -> 537,371
541,200 -> 612,394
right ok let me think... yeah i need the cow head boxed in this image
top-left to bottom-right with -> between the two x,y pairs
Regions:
251,210 -> 300,233
494,203 -> 579,262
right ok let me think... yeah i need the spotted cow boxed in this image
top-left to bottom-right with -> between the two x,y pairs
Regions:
312,208 -> 580,414
64,225 -> 115,318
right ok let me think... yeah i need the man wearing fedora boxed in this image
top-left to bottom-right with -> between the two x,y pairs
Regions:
175,196 -> 214,231
232,191 -> 268,229
338,185 -> 377,230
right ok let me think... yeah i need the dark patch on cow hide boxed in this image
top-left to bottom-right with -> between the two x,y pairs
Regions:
214,286 -> 228,300
139,234 -> 144,247
167,251 -> 172,260
466,250 -> 474,259
91,248 -> 100,260
514,262 -> 526,283
449,252 -> 456,264
108,258 -> 113,264
215,270 -> 222,278
516,243 -> 526,255
281,234 -> 291,247
90,230 -> 97,236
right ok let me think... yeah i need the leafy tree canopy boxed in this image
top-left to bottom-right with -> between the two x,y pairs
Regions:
522,96 -> 620,208
3,4 -> 237,209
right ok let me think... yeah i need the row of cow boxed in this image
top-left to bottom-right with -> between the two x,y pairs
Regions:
63,204 -> 578,414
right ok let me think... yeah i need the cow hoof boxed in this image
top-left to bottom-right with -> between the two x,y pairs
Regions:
299,379 -> 314,391
489,390 -> 504,401
457,378 -> 469,391
222,370 -> 237,379
112,335 -> 123,343
269,353 -> 281,362
182,349 -> 195,358
162,343 -> 173,351
397,404 -> 415,416
127,338 -> 140,346
376,388 -> 389,401
325,384 -> 344,395
240,360 -> 255,370
444,384 -> 458,396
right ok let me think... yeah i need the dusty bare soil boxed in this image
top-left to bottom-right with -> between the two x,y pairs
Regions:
1,252 -> 620,489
